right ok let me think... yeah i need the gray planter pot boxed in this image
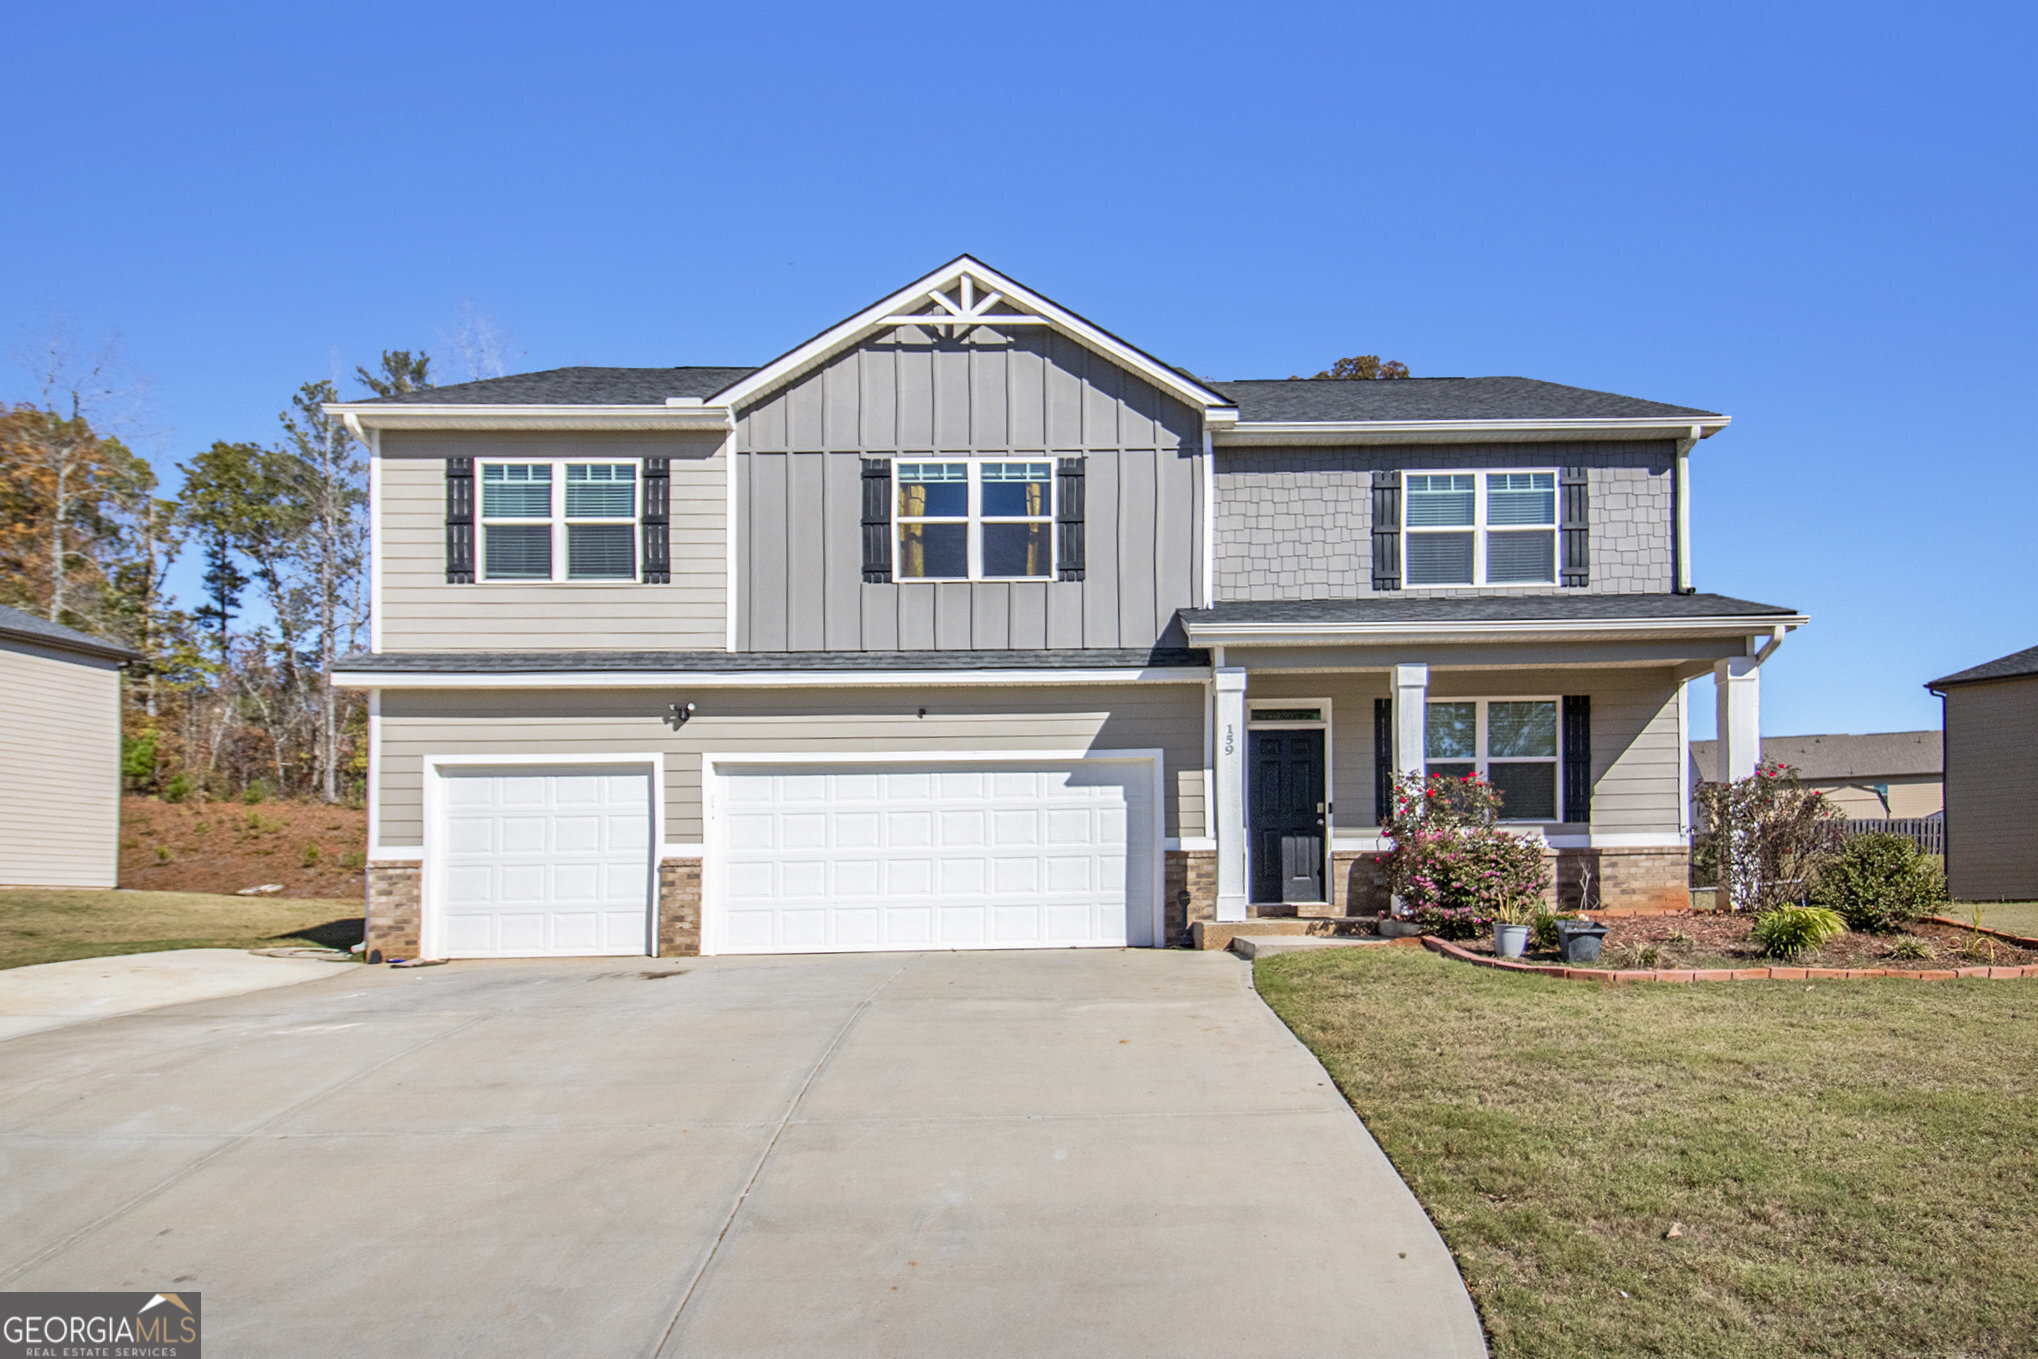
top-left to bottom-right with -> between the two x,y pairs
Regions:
1492,923 -> 1530,958
1555,920 -> 1609,964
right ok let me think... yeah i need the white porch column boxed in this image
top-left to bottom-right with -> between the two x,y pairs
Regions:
1391,663 -> 1430,784
1214,667 -> 1248,922
1714,655 -> 1761,780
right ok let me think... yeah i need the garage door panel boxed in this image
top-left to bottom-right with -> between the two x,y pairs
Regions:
711,759 -> 1153,955
435,766 -> 652,959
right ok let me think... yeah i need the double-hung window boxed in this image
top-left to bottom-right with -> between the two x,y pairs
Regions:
480,461 -> 639,582
895,459 -> 1054,580
1425,699 -> 1560,821
1405,470 -> 1557,585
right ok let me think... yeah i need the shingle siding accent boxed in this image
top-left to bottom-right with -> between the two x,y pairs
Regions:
1212,441 -> 1676,601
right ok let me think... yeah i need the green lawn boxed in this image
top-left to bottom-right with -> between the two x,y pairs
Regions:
1256,947 -> 2038,1358
0,889 -> 363,970
1965,901 -> 2038,939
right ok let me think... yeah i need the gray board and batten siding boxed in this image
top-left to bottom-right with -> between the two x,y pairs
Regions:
377,429 -> 728,653
1212,441 -> 1676,602
373,683 -> 1208,848
734,326 -> 1204,653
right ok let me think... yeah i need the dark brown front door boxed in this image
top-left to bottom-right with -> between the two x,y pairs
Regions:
1248,728 -> 1326,903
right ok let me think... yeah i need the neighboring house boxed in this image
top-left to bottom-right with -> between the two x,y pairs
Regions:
1688,731 -> 1943,819
327,256 -> 1804,961
1927,645 -> 2038,901
0,604 -> 137,888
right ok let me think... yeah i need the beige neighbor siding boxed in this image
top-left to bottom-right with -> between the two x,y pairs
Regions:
1240,664 -> 1684,833
735,325 -> 1204,652
0,639 -> 122,886
377,429 -> 728,652
1943,677 -> 2038,900
375,684 -> 1206,848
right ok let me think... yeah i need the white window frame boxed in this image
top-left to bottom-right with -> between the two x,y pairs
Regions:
1424,696 -> 1562,823
1403,469 -> 1559,588
892,456 -> 1057,582
477,457 -> 641,585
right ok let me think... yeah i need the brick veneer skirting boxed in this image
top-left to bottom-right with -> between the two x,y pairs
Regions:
365,862 -> 421,963
1329,843 -> 1690,916
659,857 -> 703,957
1164,850 -> 1216,946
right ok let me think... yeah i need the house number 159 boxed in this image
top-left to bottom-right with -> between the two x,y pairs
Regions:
1223,724 -> 1236,756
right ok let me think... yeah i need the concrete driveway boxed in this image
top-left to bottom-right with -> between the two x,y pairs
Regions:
0,950 -> 1485,1358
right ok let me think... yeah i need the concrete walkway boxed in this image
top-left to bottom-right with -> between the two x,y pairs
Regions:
0,948 -> 347,1042
0,950 -> 1486,1358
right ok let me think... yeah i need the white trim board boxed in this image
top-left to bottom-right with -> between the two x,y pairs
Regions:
333,667 -> 1213,690
698,747 -> 1167,957
1217,416 -> 1730,446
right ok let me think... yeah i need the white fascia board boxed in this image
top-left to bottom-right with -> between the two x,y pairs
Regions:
710,256 -> 1237,417
1182,615 -> 1807,647
323,403 -> 734,433
1217,415 -> 1730,446
332,666 -> 1213,690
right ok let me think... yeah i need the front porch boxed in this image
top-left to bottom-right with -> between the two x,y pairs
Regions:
1162,594 -> 1805,946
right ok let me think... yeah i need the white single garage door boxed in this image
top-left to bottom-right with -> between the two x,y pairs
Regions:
710,759 -> 1157,955
435,765 -> 654,958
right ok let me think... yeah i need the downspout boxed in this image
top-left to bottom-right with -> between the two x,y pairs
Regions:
1673,423 -> 1698,594
1751,623 -> 1786,667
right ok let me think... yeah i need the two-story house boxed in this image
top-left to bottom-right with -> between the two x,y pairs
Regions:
329,257 -> 1802,961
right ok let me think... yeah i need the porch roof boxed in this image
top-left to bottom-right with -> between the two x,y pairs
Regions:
1178,592 -> 1804,647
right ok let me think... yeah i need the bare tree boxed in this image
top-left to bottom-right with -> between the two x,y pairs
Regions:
444,301 -> 521,382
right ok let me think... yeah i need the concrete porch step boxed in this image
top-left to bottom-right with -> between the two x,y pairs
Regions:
1228,935 -> 1410,960
1189,917 -> 1382,952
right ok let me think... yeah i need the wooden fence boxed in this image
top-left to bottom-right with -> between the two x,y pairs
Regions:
1843,818 -> 1945,857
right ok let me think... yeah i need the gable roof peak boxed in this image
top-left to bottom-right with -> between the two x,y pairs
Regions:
708,257 -> 1237,417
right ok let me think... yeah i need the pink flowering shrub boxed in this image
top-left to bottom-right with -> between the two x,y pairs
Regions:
1691,760 -> 1842,913
1382,771 -> 1552,939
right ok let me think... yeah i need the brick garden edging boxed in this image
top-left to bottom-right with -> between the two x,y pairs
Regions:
1928,916 -> 2038,948
1419,934 -> 2038,982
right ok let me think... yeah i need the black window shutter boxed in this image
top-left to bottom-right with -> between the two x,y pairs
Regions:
640,457 -> 670,583
860,458 -> 893,583
1374,697 -> 1394,823
1056,457 -> 1086,581
1371,470 -> 1402,591
1562,694 -> 1592,823
445,457 -> 474,584
1560,467 -> 1589,587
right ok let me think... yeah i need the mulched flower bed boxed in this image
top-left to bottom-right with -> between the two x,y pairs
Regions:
1462,910 -> 2038,972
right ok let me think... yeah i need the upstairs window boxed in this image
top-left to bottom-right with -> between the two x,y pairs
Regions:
480,461 -> 638,582
896,459 -> 1054,580
1405,470 -> 1557,586
1426,698 -> 1560,821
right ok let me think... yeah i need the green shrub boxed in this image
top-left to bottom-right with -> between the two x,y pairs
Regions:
1531,911 -> 1563,952
341,849 -> 367,870
162,772 -> 193,804
1810,831 -> 1948,932
1887,935 -> 1936,962
1405,904 -> 1491,941
301,842 -> 322,868
242,781 -> 269,805
153,846 -> 172,864
1752,905 -> 1848,960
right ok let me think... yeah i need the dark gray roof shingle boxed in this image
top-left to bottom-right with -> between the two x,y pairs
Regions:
357,366 -> 1719,426
1927,644 -> 2038,689
1210,376 -> 1720,424
337,648 -> 1209,674
0,604 -> 138,661
1689,731 -> 1942,781
1179,592 -> 1796,626
365,366 -> 757,405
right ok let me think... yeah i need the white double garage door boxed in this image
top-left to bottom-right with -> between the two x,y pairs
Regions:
430,754 -> 1160,958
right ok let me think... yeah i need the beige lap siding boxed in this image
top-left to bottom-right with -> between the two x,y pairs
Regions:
376,429 -> 729,652
374,684 -> 1208,849
0,640 -> 122,887
1241,666 -> 1685,835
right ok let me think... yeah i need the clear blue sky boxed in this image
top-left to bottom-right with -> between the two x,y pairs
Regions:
5,2 -> 2031,739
